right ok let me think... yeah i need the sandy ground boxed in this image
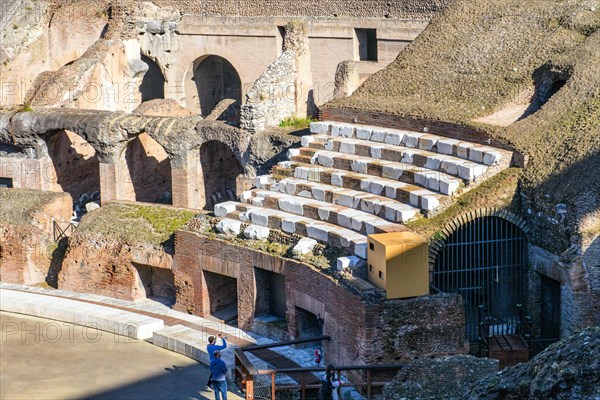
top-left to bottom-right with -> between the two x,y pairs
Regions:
0,312 -> 243,400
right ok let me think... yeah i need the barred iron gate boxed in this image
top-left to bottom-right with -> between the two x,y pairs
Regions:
433,217 -> 527,342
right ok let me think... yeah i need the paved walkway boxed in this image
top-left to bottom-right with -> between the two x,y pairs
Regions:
0,283 -> 319,388
0,312 -> 243,400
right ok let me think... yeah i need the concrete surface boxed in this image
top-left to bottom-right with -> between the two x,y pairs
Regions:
0,312 -> 243,400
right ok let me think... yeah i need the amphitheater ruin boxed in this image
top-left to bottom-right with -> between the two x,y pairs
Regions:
1,0 -> 599,399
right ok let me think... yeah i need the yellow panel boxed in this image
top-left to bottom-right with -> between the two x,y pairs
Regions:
367,232 -> 429,299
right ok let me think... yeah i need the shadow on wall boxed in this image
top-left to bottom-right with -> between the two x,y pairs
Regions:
122,133 -> 173,205
199,140 -> 244,210
517,64 -> 570,121
44,129 -> 101,201
526,151 -> 600,333
193,55 -> 242,119
140,55 -> 165,102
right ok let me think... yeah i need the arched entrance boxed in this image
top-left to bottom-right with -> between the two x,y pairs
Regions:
140,55 -> 165,102
433,216 -> 527,342
43,130 -> 100,200
120,133 -> 172,204
192,55 -> 241,118
199,140 -> 243,210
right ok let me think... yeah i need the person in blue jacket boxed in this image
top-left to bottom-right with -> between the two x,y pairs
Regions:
205,333 -> 228,391
210,350 -> 229,400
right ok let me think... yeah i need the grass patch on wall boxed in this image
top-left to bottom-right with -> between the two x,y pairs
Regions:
278,116 -> 316,130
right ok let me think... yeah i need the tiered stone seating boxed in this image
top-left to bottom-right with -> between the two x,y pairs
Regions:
214,121 -> 513,260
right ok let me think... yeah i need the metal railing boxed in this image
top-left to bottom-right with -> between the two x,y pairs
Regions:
235,337 -> 403,400
53,220 -> 76,242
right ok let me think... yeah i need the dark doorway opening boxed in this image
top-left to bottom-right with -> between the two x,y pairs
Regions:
355,28 -> 378,61
433,216 -> 527,343
140,55 -> 165,102
0,177 -> 13,188
132,263 -> 176,306
204,270 -> 238,325
254,268 -> 287,319
193,55 -> 242,118
540,274 -> 561,340
295,306 -> 323,340
199,140 -> 243,210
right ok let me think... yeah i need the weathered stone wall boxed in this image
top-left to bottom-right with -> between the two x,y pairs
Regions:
173,229 -> 467,366
150,0 -> 452,19
59,235 -> 173,301
26,39 -> 148,113
0,0 -> 109,106
374,294 -> 469,363
0,190 -> 72,285
240,22 -> 312,132
383,355 -> 498,400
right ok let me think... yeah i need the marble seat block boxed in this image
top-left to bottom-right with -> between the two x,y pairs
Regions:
457,163 -> 487,180
370,128 -> 388,142
351,159 -> 369,174
421,195 -> 441,211
306,224 -> 334,242
384,131 -> 404,146
457,143 -> 475,159
214,201 -> 238,217
339,141 -> 356,154
483,151 -> 502,165
355,126 -> 373,140
418,135 -> 438,151
310,121 -> 330,134
402,132 -> 424,148
287,148 -> 301,158
330,122 -> 354,138
436,138 -> 461,155
278,198 -> 306,215
353,239 -> 368,259
281,215 -> 304,234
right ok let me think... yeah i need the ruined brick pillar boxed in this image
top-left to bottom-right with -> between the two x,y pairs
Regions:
172,148 -> 200,209
99,162 -> 119,202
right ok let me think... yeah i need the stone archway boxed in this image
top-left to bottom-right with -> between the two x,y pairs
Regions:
140,55 -> 165,102
198,140 -> 244,210
191,55 -> 242,118
42,130 -> 101,201
430,208 -> 529,343
119,133 -> 173,204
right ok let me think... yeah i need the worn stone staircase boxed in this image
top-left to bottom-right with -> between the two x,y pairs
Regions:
215,121 -> 513,259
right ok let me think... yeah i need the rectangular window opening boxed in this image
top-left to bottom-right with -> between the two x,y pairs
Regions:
355,28 -> 378,61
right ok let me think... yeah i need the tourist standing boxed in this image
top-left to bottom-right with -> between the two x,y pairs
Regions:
319,364 -> 336,400
205,333 -> 228,391
210,350 -> 229,400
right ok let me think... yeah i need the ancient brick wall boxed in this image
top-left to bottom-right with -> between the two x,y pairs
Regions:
151,0 -> 451,19
173,229 -> 468,366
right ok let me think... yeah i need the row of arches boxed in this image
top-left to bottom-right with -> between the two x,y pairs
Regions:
139,55 -> 242,121
40,130 -> 243,210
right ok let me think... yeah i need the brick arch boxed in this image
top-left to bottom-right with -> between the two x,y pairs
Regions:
194,124 -> 252,175
428,207 -> 529,267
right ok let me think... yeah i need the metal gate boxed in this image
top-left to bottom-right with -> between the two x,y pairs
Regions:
433,216 -> 527,342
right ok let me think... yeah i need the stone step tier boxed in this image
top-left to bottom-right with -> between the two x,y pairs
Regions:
215,201 -> 370,258
255,175 -> 420,223
309,121 -> 512,169
240,188 -> 407,235
270,162 -> 449,212
212,120 -> 514,260
291,146 -> 488,182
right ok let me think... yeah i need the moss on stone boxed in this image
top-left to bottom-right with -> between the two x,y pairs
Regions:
406,168 -> 521,239
74,203 -> 196,248
329,0 -> 600,196
0,188 -> 68,225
